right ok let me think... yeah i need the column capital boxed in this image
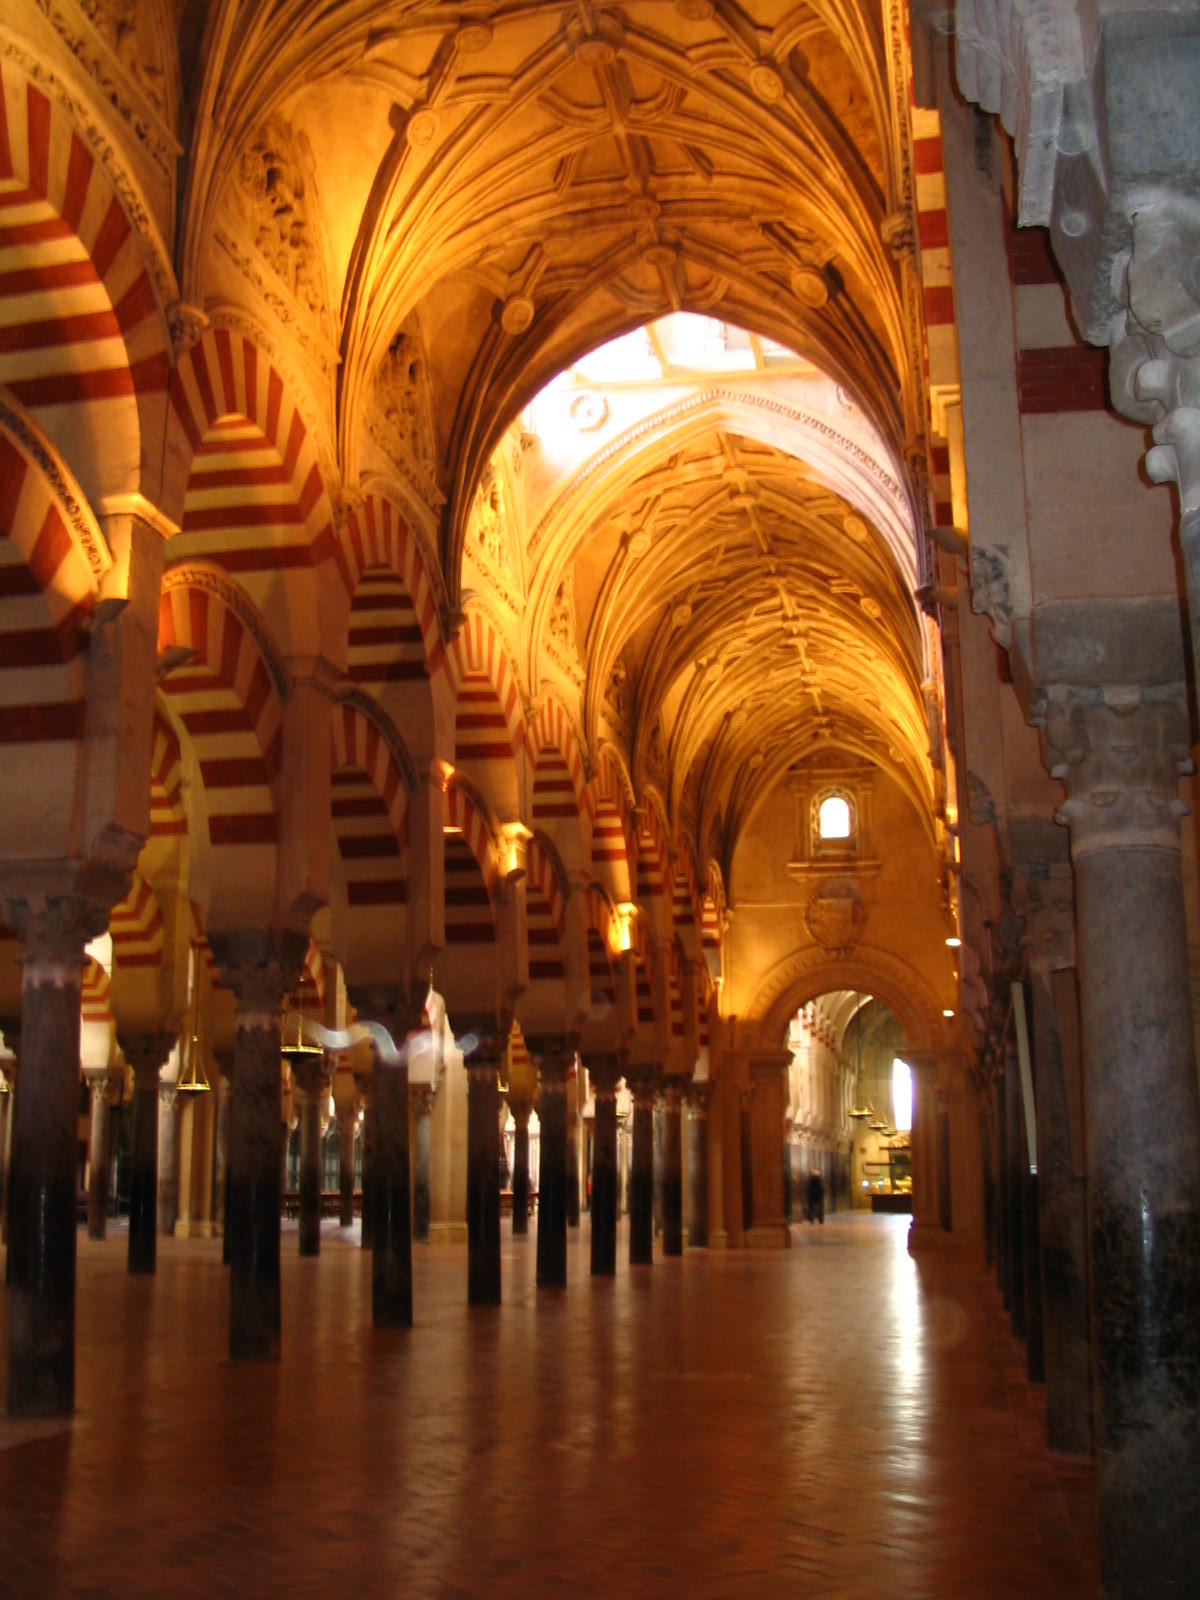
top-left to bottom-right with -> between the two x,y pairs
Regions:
209,927 -> 307,1027
1108,192 -> 1200,532
346,981 -> 427,1039
118,1030 -> 176,1086
1035,683 -> 1192,858
586,1051 -> 623,1097
2,891 -> 111,986
525,1036 -> 576,1082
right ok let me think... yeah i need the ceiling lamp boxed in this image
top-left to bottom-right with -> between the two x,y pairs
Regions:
176,1021 -> 210,1095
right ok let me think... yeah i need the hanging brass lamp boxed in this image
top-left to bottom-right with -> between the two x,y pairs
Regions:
176,1021 -> 211,1094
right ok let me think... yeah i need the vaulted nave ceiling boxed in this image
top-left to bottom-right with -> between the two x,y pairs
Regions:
183,0 -> 935,871
509,318 -> 931,863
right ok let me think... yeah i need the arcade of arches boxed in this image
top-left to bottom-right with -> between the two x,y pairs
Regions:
0,3 -> 1197,1595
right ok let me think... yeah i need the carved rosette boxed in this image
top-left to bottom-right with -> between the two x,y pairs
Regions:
804,877 -> 866,956
1038,684 -> 1192,860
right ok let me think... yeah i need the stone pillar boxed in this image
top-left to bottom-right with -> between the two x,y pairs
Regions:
589,1055 -> 621,1276
350,986 -> 419,1328
120,1034 -> 172,1276
628,1076 -> 655,1265
1042,683 -> 1200,1588
3,891 -> 108,1417
661,1083 -> 683,1257
739,1088 -> 754,1231
530,1043 -> 569,1290
745,1056 -> 790,1247
84,1069 -> 113,1241
1003,1038 -> 1026,1335
291,1055 -> 325,1258
213,1054 -> 233,1254
652,1097 -> 664,1237
906,1055 -> 944,1251
355,1070 -> 374,1249
338,1104 -> 358,1229
687,1084 -> 710,1248
157,1081 -> 180,1237
0,1025 -> 17,1250
214,931 -> 305,1363
566,1062 -> 580,1228
511,1101 -> 531,1236
465,1031 -> 505,1306
0,1067 -> 10,1247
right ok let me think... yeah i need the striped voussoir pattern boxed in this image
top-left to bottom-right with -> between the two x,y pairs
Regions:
148,715 -> 187,837
0,427 -> 95,745
444,608 -> 524,761
330,701 -> 409,909
81,957 -> 112,1027
529,698 -> 585,821
525,839 -> 565,984
343,495 -> 439,663
0,64 -> 167,416
157,583 -> 283,846
108,875 -> 165,971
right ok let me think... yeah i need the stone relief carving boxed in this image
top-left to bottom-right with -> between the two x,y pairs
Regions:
544,571 -> 584,684
968,545 -> 1014,646
236,120 -> 325,320
0,395 -> 112,583
804,877 -> 866,957
366,316 -> 441,510
33,0 -> 175,174
604,657 -> 629,722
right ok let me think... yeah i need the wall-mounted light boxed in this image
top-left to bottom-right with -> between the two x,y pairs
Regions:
612,901 -> 637,954
942,1007 -> 955,1018
945,935 -> 961,948
443,824 -> 463,835
501,821 -> 532,880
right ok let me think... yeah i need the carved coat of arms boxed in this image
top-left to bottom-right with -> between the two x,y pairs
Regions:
804,878 -> 866,956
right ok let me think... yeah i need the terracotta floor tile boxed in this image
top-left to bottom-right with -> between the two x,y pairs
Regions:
0,1212 -> 1098,1598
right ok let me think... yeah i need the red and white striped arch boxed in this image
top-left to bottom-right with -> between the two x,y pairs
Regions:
157,579 -> 285,846
148,712 -> 186,837
526,838 -> 566,986
668,944 -> 685,1048
529,698 -> 586,821
634,811 -> 666,902
342,493 -> 440,665
443,786 -> 499,951
0,63 -> 168,445
672,854 -> 701,948
442,608 -> 525,759
81,957 -> 112,1027
0,416 -> 101,746
109,874 -> 164,971
168,328 -> 334,574
331,701 -> 409,909
525,838 -> 564,937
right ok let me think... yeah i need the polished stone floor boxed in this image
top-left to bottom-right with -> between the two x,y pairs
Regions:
0,1213 -> 1098,1599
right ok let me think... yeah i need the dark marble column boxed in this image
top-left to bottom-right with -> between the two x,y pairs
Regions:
350,985 -> 420,1327
354,1070 -> 374,1249
740,1089 -> 754,1231
214,1055 -> 233,1249
410,1084 -> 433,1241
0,1024 -> 18,1251
566,1063 -> 580,1228
466,1034 -> 504,1306
120,1034 -> 173,1276
85,1069 -> 112,1241
589,1055 -> 621,1277
1003,1038 -> 1026,1337
1043,684 -> 1200,1592
3,891 -> 109,1417
213,930 -> 305,1363
511,1101 -> 531,1235
530,1044 -> 569,1289
157,1081 -> 180,1237
687,1085 -> 710,1248
628,1077 -> 655,1265
1014,860 -> 1093,1455
652,1098 -> 664,1237
338,1102 -> 358,1228
291,1057 -> 325,1258
661,1083 -> 683,1256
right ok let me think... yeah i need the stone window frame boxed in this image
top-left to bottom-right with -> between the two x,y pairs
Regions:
786,762 -> 880,880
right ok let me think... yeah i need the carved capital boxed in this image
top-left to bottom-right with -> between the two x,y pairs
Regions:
1038,684 -> 1192,858
209,927 -> 307,1030
3,892 -> 111,986
119,1030 -> 176,1087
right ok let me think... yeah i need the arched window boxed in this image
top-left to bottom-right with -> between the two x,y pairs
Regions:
818,794 -> 851,839
811,787 -> 857,856
891,1057 -> 912,1134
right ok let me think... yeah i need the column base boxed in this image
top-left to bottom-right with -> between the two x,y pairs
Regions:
686,1230 -> 708,1248
173,1220 -> 216,1239
907,1220 -> 965,1251
707,1229 -> 730,1249
428,1221 -> 468,1246
745,1221 -> 791,1249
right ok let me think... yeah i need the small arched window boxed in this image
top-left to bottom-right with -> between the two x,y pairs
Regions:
811,787 -> 857,856
818,794 -> 851,840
